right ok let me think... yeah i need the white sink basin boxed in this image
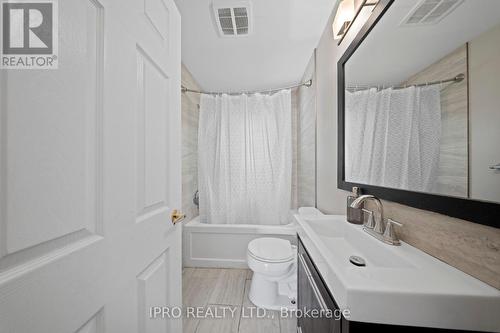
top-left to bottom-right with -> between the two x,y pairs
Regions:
295,214 -> 500,332
305,218 -> 414,269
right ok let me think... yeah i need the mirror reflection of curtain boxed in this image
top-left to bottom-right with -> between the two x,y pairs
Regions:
345,86 -> 441,192
198,90 -> 292,225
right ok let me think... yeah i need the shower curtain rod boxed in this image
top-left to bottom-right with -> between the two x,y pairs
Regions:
346,73 -> 465,92
181,79 -> 313,96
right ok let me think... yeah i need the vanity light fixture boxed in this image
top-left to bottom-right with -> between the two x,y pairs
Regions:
332,0 -> 356,40
333,0 -> 378,44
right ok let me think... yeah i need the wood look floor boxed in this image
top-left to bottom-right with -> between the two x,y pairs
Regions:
182,268 -> 297,333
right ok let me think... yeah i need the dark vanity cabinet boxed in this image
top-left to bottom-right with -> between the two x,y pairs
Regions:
297,237 -> 479,333
297,238 -> 341,333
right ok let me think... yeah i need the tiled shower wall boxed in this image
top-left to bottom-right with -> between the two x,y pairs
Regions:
181,64 -> 200,221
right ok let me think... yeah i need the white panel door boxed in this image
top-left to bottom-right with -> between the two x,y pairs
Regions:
0,0 -> 182,332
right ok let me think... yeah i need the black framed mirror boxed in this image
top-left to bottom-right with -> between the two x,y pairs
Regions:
338,0 -> 500,228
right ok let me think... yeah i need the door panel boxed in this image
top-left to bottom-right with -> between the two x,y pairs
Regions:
0,0 -> 182,331
145,0 -> 170,42
137,250 -> 170,333
136,46 -> 170,223
76,309 -> 104,333
0,0 -> 106,331
2,0 -> 103,255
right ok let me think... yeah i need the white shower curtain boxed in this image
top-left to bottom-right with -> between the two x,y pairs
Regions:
198,90 -> 292,225
345,85 -> 441,192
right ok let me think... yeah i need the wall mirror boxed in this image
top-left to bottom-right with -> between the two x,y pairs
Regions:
338,0 -> 500,227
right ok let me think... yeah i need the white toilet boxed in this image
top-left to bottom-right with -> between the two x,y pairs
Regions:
247,237 -> 297,310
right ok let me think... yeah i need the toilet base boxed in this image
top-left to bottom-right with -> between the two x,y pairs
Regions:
248,272 -> 297,311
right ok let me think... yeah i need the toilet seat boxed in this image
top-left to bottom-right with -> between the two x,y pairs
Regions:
247,237 -> 294,263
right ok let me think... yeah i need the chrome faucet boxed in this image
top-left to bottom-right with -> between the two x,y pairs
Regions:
350,195 -> 384,233
350,195 -> 402,246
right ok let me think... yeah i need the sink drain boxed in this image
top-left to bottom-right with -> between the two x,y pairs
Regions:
349,255 -> 366,267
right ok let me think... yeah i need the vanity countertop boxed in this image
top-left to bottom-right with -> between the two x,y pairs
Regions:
295,213 -> 500,332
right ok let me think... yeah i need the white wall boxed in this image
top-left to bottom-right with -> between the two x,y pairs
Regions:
296,52 -> 317,207
315,3 -> 372,213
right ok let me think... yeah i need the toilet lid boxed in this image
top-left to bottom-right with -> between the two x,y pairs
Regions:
247,238 -> 293,262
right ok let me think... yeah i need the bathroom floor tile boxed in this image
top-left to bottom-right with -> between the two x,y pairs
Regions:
208,269 -> 247,306
183,268 -> 221,307
279,315 -> 298,333
194,305 -> 241,333
183,316 -> 200,333
182,268 -> 296,333
238,310 -> 280,333
242,279 -> 253,307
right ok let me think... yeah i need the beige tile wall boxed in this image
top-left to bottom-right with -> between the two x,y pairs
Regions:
291,90 -> 299,209
181,64 -> 200,221
366,200 -> 500,289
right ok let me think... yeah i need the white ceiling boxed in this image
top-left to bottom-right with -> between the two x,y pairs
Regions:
346,0 -> 500,86
174,0 -> 337,92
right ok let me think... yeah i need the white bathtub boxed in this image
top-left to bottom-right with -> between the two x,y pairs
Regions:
182,216 -> 298,268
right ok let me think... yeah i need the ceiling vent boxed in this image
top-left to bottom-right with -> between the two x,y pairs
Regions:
212,0 -> 252,37
401,0 -> 463,26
